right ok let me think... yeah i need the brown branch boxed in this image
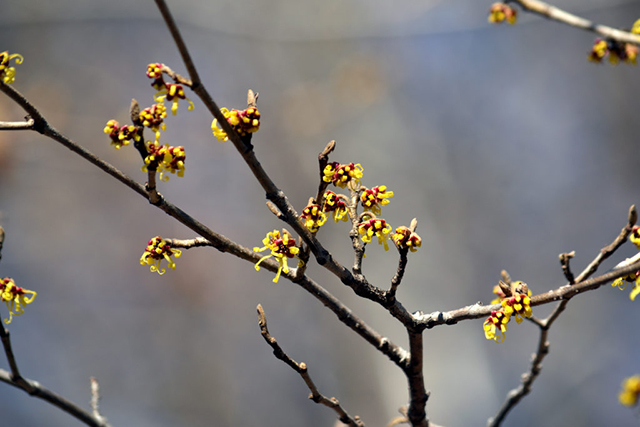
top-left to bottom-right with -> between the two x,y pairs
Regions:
558,251 -> 575,284
256,304 -> 365,427
0,369 -> 110,427
0,119 -> 34,130
514,0 -> 640,45
405,331 -> 428,427
0,226 -> 4,263
164,237 -> 213,249
387,250 -> 408,303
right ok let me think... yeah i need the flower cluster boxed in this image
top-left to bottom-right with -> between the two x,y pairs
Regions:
103,120 -> 141,149
0,51 -> 23,84
140,236 -> 182,275
588,39 -> 638,65
253,230 -> 302,283
146,63 -> 194,115
619,375 -> 640,407
358,217 -> 393,250
483,280 -> 532,342
211,107 -> 261,142
141,142 -> 186,181
301,203 -> 327,232
0,277 -> 36,324
361,185 -> 394,215
612,271 -> 640,301
392,226 -> 422,252
488,3 -> 517,25
323,162 -> 364,189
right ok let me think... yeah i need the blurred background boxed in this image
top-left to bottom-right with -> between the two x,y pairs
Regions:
1,0 -> 640,426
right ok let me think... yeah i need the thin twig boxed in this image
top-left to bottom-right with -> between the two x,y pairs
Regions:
514,0 -> 640,45
0,226 -> 4,263
164,237 -> 213,249
256,304 -> 365,427
0,369 -> 110,427
558,251 -> 575,284
387,250 -> 408,304
0,119 -> 34,130
89,377 -> 107,423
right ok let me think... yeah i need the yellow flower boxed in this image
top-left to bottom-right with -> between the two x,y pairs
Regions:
140,236 -> 182,275
155,83 -> 194,115
630,226 -> 640,249
501,293 -> 533,323
360,185 -> 394,215
322,191 -> 349,222
619,375 -> 640,406
391,226 -> 422,252
612,272 -> 640,300
358,218 -> 392,250
323,162 -> 364,189
488,3 -> 517,25
211,107 -> 261,142
588,39 -> 608,63
0,51 -> 24,84
253,229 -> 302,283
139,104 -> 167,142
141,142 -> 186,181
301,203 -> 327,232
103,120 -> 141,149
0,278 -> 36,324
483,310 -> 509,343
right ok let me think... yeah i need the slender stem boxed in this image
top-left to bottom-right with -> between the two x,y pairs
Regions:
0,119 -> 34,130
0,369 -> 111,427
514,0 -> 640,44
257,305 -> 365,427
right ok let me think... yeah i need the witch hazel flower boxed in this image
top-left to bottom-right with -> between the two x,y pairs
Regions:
322,191 -> 349,222
253,229 -> 303,283
140,236 -> 182,275
301,203 -> 327,232
141,142 -> 186,181
392,226 -> 422,252
211,107 -> 261,142
361,185 -> 394,215
483,309 -> 509,343
0,277 -> 36,324
612,271 -> 640,301
358,217 -> 392,251
104,120 -> 141,149
0,51 -> 24,84
323,162 -> 363,189
139,103 -> 167,142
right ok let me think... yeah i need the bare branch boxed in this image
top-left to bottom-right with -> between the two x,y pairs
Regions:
0,369 -> 110,427
89,377 -> 107,423
558,251 -> 575,285
0,119 -> 34,130
163,237 -> 213,249
405,331 -> 428,427
257,305 -> 365,427
514,0 -> 640,45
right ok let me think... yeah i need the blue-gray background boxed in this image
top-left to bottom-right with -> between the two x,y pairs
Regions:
1,0 -> 640,426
